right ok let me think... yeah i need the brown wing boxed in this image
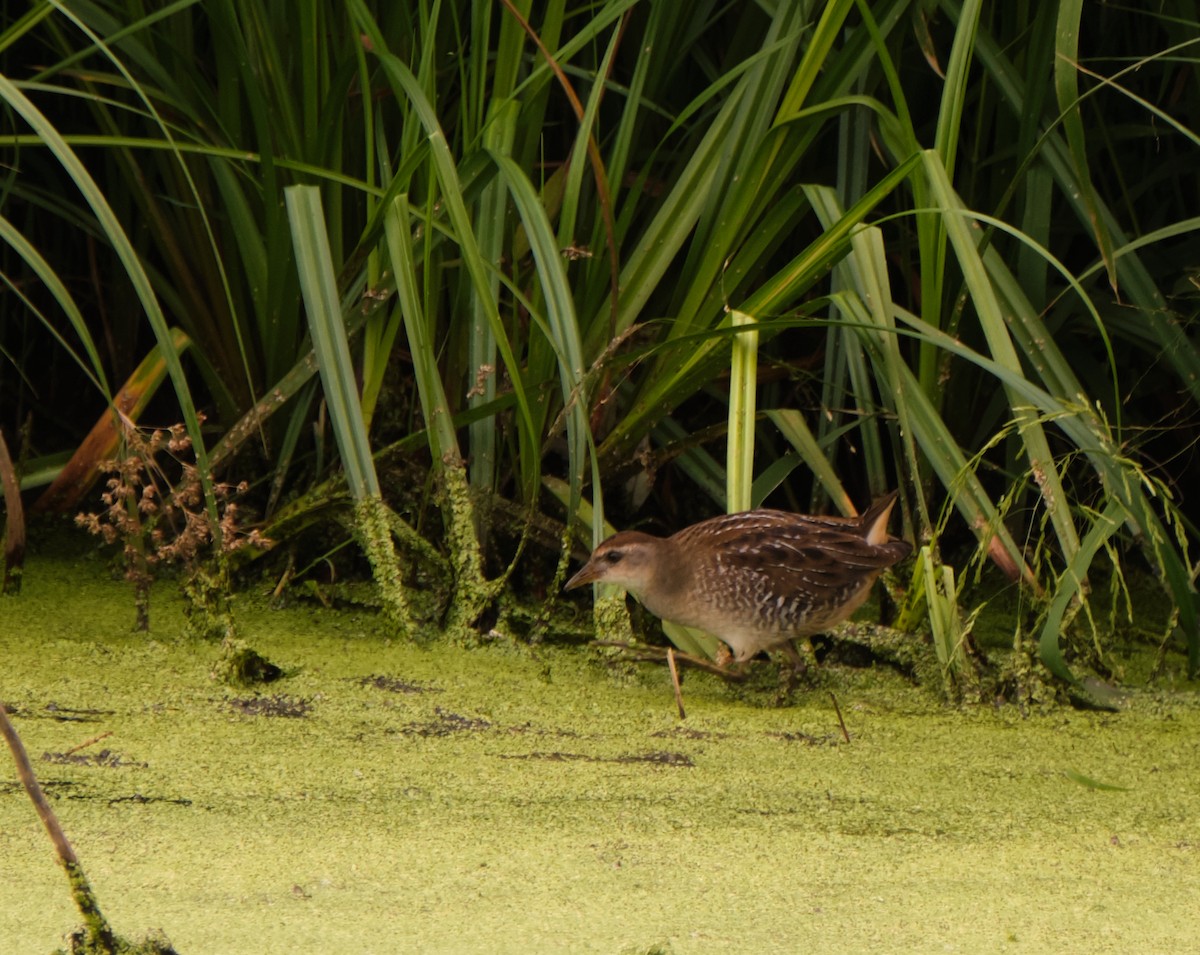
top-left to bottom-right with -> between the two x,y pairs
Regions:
673,509 -> 910,610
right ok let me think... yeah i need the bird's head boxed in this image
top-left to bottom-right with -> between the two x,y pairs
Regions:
564,531 -> 667,595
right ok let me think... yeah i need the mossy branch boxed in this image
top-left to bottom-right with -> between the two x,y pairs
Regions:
0,701 -> 116,950
0,702 -> 181,953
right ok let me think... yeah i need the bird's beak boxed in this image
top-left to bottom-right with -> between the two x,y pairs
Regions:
564,560 -> 602,591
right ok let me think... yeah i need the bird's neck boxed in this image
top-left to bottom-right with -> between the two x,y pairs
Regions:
635,538 -> 693,618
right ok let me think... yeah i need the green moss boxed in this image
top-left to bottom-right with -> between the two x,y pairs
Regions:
5,533 -> 1200,953
210,639 -> 283,687
179,559 -> 235,642
438,462 -> 500,644
56,926 -> 178,955
592,591 -> 635,644
351,494 -> 414,638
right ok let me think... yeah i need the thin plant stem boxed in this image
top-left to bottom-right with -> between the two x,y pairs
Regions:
0,702 -> 116,950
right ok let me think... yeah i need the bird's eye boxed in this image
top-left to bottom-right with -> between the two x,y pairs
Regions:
603,550 -> 623,564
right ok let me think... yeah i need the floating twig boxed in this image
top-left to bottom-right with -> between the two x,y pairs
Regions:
829,691 -> 851,743
64,730 -> 113,757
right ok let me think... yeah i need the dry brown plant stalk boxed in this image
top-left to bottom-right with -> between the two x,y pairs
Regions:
75,414 -> 268,633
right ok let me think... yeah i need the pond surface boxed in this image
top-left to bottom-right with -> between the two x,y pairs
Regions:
1,537 -> 1198,953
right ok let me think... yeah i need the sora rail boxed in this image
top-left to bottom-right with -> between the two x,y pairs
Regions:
565,491 -> 911,664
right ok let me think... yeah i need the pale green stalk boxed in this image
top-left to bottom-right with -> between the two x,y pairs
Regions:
467,107 -> 518,544
385,194 -> 495,639
286,184 -> 413,637
726,310 -> 758,514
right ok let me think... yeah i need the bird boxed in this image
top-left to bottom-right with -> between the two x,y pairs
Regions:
565,490 -> 911,667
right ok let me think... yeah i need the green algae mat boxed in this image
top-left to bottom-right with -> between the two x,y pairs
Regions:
2,541 -> 1199,954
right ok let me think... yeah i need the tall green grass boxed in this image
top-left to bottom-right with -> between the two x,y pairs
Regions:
2,0 -> 1198,687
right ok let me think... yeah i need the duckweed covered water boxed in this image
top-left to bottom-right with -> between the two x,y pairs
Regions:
1,535 -> 1198,953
